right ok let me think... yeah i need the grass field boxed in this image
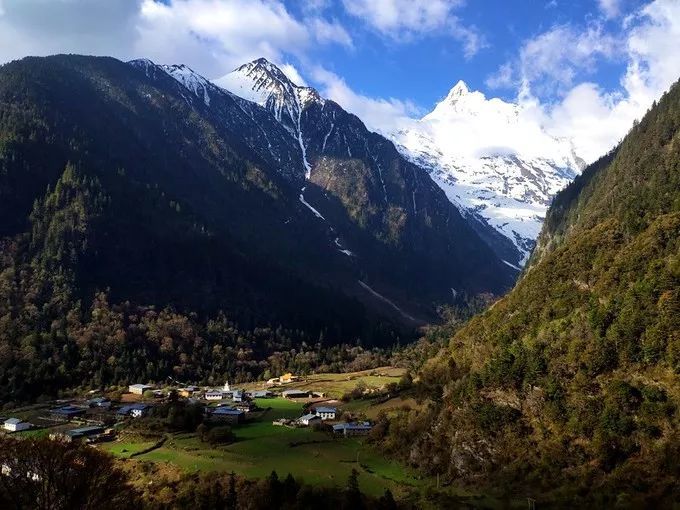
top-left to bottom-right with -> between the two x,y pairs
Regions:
104,395 -> 423,497
240,366 -> 407,399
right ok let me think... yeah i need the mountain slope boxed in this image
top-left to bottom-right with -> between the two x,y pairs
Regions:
216,58 -> 517,307
0,54 -> 384,340
381,79 -> 680,505
0,54 -> 513,339
389,81 -> 585,265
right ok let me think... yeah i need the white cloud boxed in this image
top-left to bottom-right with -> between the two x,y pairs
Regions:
310,65 -> 422,133
279,63 -> 307,87
599,0 -> 622,18
135,0 -> 313,77
0,0 -> 352,79
487,0 -> 680,163
508,23 -> 619,95
308,17 -> 353,48
342,0 -> 460,34
341,0 -> 485,58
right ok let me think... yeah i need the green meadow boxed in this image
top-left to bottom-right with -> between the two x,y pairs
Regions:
104,396 -> 423,497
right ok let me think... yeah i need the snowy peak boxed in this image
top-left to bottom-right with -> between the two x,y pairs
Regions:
216,58 -> 322,114
129,59 -> 216,106
216,58 -> 325,152
446,80 -> 470,100
390,79 -> 584,265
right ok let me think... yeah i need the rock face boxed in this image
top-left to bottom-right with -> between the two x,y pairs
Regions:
388,81 -> 586,265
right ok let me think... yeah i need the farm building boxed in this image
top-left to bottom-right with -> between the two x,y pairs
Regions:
205,390 -> 225,400
49,406 -> 86,421
178,386 -> 200,397
3,418 -> 31,432
51,426 -> 105,443
128,384 -> 154,395
117,403 -> 151,418
282,390 -> 309,399
86,397 -> 111,408
332,422 -> 372,436
314,407 -> 337,420
298,414 -> 321,426
232,389 -> 245,402
209,407 -> 244,424
246,390 -> 272,399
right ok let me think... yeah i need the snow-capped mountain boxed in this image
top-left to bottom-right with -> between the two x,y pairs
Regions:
389,81 -> 586,264
127,57 -> 517,319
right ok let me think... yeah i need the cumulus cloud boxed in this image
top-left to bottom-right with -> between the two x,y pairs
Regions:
341,0 -> 486,58
487,23 -> 619,96
310,65 -> 422,133
135,0 -> 313,77
0,0 -> 352,79
488,0 -> 680,163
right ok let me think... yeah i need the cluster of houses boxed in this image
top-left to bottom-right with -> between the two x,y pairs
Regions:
274,405 -> 373,436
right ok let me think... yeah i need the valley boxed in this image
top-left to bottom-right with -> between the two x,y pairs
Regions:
0,1 -> 678,506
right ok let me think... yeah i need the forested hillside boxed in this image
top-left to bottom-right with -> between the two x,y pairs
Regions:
0,55 -> 515,404
378,79 -> 680,506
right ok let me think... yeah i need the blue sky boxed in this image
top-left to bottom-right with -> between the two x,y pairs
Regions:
0,0 -> 678,159
284,0 -> 641,107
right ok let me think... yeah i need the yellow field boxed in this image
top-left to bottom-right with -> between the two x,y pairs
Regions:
240,366 -> 407,398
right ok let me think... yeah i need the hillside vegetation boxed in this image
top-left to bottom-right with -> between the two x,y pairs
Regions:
378,80 -> 680,506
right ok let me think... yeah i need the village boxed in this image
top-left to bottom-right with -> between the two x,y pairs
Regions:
0,367 -> 420,497
0,371 -> 382,445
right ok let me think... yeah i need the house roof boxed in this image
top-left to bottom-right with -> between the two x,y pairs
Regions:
282,389 -> 308,396
117,403 -> 150,415
67,426 -> 105,437
315,407 -> 336,413
212,407 -> 243,415
129,384 -> 153,389
332,422 -> 372,431
51,406 -> 85,415
4,418 -> 22,425
299,413 -> 320,421
87,397 -> 110,404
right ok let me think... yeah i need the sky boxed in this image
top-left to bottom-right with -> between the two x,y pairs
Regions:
0,0 -> 679,162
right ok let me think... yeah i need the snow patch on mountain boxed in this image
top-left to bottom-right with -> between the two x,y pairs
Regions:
161,64 -> 214,106
389,81 -> 585,264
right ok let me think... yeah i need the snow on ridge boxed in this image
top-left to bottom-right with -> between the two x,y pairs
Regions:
390,81 -> 584,265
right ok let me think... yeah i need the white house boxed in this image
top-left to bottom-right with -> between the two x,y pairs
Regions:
205,390 -> 225,401
314,407 -> 337,420
128,384 -> 153,395
298,413 -> 322,426
4,418 -> 31,432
